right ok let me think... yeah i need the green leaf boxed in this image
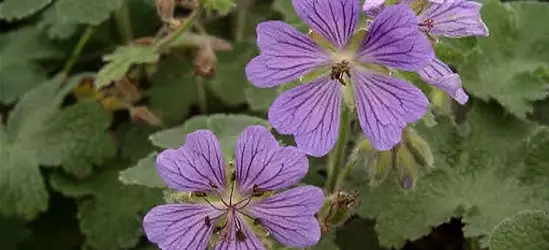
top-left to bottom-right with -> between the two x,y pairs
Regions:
50,169 -> 162,250
453,1 -> 549,119
0,137 -> 48,220
204,0 -> 235,15
0,0 -> 52,20
38,4 -> 79,40
119,153 -> 166,188
0,28 -> 61,104
245,86 -> 279,112
208,42 -> 257,106
489,210 -> 549,250
150,114 -> 268,158
354,103 -> 549,248
272,0 -> 307,31
147,55 -> 197,124
1,78 -> 115,219
55,0 -> 122,25
117,123 -> 158,162
95,46 -> 159,89
32,102 -> 115,178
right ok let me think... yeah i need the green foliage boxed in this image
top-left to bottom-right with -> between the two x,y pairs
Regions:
0,78 -> 115,219
150,113 -> 268,155
208,42 -> 257,106
38,4 -> 79,40
0,28 -> 61,104
272,0 -> 307,31
0,0 -> 52,20
95,46 -> 159,89
119,153 -> 166,188
147,55 -> 197,124
204,0 -> 235,15
55,0 -> 122,25
50,169 -> 162,250
354,103 -> 549,248
488,210 -> 549,250
445,1 -> 549,119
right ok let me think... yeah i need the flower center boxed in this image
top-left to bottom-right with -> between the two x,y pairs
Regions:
197,177 -> 264,243
419,18 -> 435,33
331,60 -> 351,86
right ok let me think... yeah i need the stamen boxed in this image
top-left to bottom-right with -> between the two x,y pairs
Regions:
229,171 -> 236,206
419,18 -> 435,33
209,181 -> 218,189
202,197 -> 224,211
331,60 -> 351,86
253,218 -> 262,226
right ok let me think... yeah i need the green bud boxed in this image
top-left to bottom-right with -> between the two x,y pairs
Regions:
403,128 -> 434,168
430,88 -> 453,116
394,145 -> 419,189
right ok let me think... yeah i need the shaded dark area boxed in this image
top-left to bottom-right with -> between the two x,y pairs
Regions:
336,216 -> 466,250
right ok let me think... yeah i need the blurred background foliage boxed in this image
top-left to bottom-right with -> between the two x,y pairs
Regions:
0,0 -> 548,249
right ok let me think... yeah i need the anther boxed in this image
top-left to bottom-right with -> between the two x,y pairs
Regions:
192,191 -> 207,197
204,216 -> 211,228
252,184 -> 264,197
236,230 -> 247,242
209,181 -> 218,188
253,218 -> 262,226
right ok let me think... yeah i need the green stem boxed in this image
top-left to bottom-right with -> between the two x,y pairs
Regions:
233,0 -> 249,42
196,77 -> 207,113
325,105 -> 352,193
154,8 -> 201,51
63,26 -> 95,76
334,159 -> 356,191
115,0 -> 133,43
468,237 -> 479,250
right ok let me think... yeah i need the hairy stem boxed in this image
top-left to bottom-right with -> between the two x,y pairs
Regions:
325,105 -> 351,193
115,0 -> 133,43
334,158 -> 356,191
233,0 -> 250,42
154,8 -> 201,51
196,77 -> 208,113
63,26 -> 95,76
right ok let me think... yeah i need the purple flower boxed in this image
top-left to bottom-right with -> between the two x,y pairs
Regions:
246,0 -> 435,155
143,126 -> 324,250
364,0 -> 489,105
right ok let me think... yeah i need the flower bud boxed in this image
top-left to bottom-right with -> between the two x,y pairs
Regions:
318,191 -> 358,232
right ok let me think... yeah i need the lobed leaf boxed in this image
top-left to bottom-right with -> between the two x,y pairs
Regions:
488,210 -> 549,250
55,0 -> 122,25
0,0 -> 52,21
51,169 -> 162,250
95,46 -> 159,89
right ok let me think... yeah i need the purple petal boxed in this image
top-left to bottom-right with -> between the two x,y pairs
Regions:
143,204 -> 223,250
235,126 -> 308,194
357,4 -> 434,71
268,77 -> 342,157
352,69 -> 428,151
418,58 -> 468,104
214,214 -> 265,250
246,21 -> 330,88
362,0 -> 385,17
248,186 -> 324,247
428,0 -> 444,3
292,0 -> 359,48
156,130 -> 226,193
420,0 -> 489,37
